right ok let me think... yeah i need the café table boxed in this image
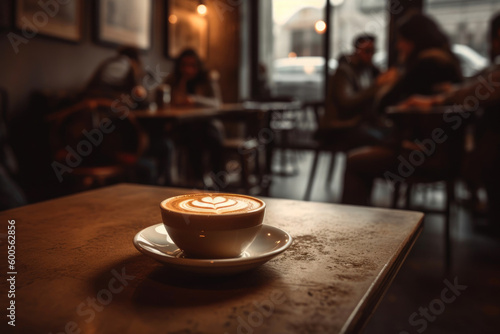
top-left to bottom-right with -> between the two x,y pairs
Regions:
0,184 -> 423,334
133,101 -> 303,121
135,101 -> 304,184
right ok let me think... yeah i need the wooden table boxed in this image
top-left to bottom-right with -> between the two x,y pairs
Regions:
0,184 -> 423,334
134,103 -> 250,120
133,101 -> 303,120
135,101 -> 303,185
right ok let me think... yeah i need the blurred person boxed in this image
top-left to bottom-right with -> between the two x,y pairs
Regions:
400,12 -> 500,229
378,13 -> 462,109
318,34 -> 397,149
165,49 -> 222,108
342,13 -> 463,206
83,46 -> 151,108
79,47 -> 157,184
164,49 -> 224,187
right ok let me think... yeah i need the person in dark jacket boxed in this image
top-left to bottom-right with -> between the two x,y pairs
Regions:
377,14 -> 462,110
318,34 -> 397,149
341,13 -> 463,206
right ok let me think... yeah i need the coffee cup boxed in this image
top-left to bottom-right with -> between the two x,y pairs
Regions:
160,193 -> 266,258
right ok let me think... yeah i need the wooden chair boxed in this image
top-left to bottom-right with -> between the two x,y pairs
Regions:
247,97 -> 302,177
388,106 -> 470,271
220,109 -> 269,195
303,102 -> 358,201
47,98 -> 148,191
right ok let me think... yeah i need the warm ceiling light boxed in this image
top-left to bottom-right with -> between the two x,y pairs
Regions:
315,20 -> 327,34
197,4 -> 208,16
169,14 -> 178,24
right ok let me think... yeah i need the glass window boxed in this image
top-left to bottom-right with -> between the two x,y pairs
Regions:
330,0 -> 389,70
259,0 -> 326,102
258,0 -> 389,102
425,0 -> 500,77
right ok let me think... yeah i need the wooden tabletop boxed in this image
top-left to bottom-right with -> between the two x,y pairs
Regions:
0,184 -> 423,334
385,105 -> 470,115
133,101 -> 303,119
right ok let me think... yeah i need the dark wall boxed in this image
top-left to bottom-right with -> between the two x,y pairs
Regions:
0,0 -> 241,119
0,0 -> 242,202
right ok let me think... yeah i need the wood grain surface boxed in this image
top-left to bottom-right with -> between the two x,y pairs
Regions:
0,184 -> 423,334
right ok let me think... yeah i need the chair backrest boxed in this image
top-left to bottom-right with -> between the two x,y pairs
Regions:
48,98 -> 148,167
390,106 -> 470,177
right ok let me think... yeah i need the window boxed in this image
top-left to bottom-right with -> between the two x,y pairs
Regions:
258,0 -> 390,102
259,0 -> 326,102
425,0 -> 500,76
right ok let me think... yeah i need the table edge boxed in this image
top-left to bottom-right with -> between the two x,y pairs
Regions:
340,213 -> 425,334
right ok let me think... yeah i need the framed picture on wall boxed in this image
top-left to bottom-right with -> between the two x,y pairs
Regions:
95,0 -> 152,50
166,0 -> 208,59
15,0 -> 83,42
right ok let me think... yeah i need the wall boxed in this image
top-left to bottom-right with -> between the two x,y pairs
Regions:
0,0 -> 241,120
205,0 -> 241,104
0,0 -> 242,202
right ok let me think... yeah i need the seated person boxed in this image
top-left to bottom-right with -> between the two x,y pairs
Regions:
76,47 -> 157,184
164,49 -> 224,186
377,14 -> 462,110
165,49 -> 222,108
399,12 -> 500,229
318,34 -> 397,149
82,46 -> 151,108
342,13 -> 463,206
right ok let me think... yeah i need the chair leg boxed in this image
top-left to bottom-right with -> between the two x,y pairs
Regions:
280,148 -> 286,175
304,150 -> 320,201
325,152 -> 336,189
404,183 -> 413,210
391,182 -> 401,208
444,180 -> 454,272
240,153 -> 249,193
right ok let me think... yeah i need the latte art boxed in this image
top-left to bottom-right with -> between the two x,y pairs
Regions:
160,193 -> 266,258
164,194 -> 263,215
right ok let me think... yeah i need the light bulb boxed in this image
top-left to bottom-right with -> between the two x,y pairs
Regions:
169,14 -> 178,24
197,4 -> 207,16
315,20 -> 327,34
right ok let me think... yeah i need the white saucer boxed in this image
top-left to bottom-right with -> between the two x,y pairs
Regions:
133,224 -> 292,275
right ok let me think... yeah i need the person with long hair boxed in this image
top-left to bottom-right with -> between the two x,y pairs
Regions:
164,49 -> 224,187
378,13 -> 462,109
399,12 -> 500,231
166,49 -> 221,107
341,13 -> 463,206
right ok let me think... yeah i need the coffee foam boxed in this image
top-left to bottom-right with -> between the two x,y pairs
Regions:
164,194 -> 263,215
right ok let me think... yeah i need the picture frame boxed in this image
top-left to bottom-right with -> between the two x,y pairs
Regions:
166,0 -> 208,60
95,0 -> 152,50
15,0 -> 83,42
